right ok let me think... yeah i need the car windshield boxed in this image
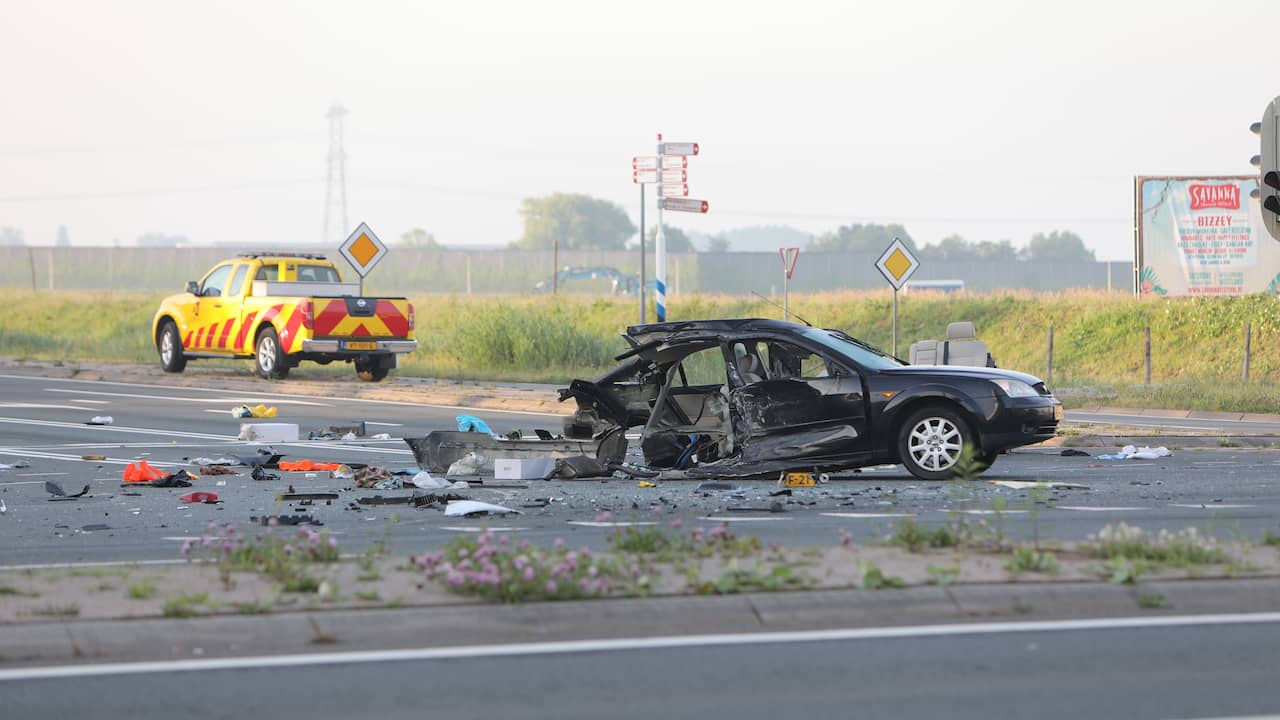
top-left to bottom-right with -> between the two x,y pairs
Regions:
799,327 -> 904,370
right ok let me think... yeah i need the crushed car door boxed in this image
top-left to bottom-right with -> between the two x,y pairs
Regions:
726,339 -> 869,463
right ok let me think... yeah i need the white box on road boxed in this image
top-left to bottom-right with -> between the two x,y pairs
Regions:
238,423 -> 300,443
493,457 -> 557,480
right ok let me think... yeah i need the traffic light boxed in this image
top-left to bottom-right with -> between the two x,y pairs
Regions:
1252,96 -> 1280,240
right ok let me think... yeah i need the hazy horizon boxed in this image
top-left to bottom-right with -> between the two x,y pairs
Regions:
3,0 -> 1276,261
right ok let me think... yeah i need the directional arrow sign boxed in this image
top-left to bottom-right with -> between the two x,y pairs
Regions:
633,170 -> 658,184
662,155 -> 687,170
633,155 -> 659,171
660,197 -> 709,213
660,169 -> 687,183
660,142 -> 699,156
660,183 -> 689,197
875,237 -> 919,290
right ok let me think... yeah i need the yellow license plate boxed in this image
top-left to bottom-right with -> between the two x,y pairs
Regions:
345,341 -> 377,351
781,471 -> 816,487
1053,405 -> 1064,420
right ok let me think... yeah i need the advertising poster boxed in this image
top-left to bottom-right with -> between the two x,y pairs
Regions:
1136,176 -> 1280,296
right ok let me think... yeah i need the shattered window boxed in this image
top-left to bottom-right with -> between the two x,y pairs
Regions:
677,347 -> 729,387
800,327 -> 903,370
768,341 -> 834,379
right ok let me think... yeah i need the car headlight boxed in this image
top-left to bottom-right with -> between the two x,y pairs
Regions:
990,379 -> 1038,398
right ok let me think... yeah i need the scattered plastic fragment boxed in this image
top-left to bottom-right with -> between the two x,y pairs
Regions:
695,481 -> 742,494
81,524 -> 111,532
232,404 -> 277,418
179,491 -> 220,504
1060,448 -> 1091,457
238,423 -> 299,442
251,466 -> 281,482
769,488 -> 793,497
354,466 -> 393,488
252,514 -> 321,526
80,455 -> 106,461
199,465 -> 238,475
278,492 -> 339,501
0,463 -> 10,471
443,500 -> 520,517
369,433 -> 392,440
190,456 -> 237,466
1096,445 -> 1172,461
446,452 -> 486,477
13,460 -> 30,469
456,414 -> 493,434
279,460 -> 342,472
357,494 -> 413,506
0,499 -> 6,514
122,461 -> 165,483
45,481 -> 90,499
86,416 -> 114,425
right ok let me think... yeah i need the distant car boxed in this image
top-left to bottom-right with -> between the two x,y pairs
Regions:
559,318 -> 1062,480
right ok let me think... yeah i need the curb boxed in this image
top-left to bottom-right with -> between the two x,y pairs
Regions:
3,577 -> 1279,669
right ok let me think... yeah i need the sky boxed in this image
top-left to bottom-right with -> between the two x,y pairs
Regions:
1,0 -> 1276,260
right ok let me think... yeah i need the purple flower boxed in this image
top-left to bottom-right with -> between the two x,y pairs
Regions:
522,567 -> 535,582
545,580 -> 558,594
594,511 -> 613,523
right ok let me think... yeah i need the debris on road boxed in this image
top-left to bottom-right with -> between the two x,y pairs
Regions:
410,471 -> 468,491
638,480 -> 658,488
199,465 -> 238,475
1096,445 -> 1173,461
443,500 -> 520,517
407,431 -> 618,474
86,416 -> 114,425
354,466 -> 393,488
357,494 -> 413,506
231,404 -> 277,419
232,451 -> 284,467
238,423 -> 300,443
80,523 -> 111,531
1060,449 -> 1091,457
252,514 -> 321,526
45,481 -> 90,499
495,457 -> 557,481
278,492 -> 340,501
990,480 -> 1089,490
122,461 -> 165,483
309,422 -> 366,440
456,414 -> 494,434
79,455 -> 106,461
179,491 -> 220,504
251,466 -> 281,482
446,452 -> 486,477
190,456 -> 237,466
278,460 -> 343,472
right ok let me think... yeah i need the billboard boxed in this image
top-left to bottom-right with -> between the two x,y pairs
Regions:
1135,176 -> 1280,296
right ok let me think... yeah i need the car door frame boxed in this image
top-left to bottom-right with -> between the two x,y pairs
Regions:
723,333 -> 872,464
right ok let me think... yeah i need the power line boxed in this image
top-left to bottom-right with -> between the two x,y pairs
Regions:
322,103 -> 349,244
0,178 -> 323,203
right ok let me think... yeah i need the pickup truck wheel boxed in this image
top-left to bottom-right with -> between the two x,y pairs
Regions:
157,321 -> 187,373
897,405 -> 978,481
355,359 -> 389,382
255,327 -> 290,380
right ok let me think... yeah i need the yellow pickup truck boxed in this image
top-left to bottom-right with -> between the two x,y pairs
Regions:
151,252 -> 416,381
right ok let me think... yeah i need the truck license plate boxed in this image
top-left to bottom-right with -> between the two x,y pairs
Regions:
344,341 -> 377,351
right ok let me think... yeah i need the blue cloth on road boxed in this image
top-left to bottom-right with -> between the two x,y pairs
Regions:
456,414 -> 493,434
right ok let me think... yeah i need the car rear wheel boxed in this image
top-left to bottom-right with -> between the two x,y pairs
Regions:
157,321 -> 187,373
255,327 -> 290,380
355,358 -> 389,382
898,406 -> 979,481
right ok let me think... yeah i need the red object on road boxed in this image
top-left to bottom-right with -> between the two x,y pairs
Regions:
180,491 -> 220,504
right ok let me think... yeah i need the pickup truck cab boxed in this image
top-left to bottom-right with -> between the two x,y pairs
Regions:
152,252 -> 416,381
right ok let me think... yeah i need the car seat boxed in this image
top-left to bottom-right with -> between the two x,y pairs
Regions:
733,343 -> 766,384
942,321 -> 992,367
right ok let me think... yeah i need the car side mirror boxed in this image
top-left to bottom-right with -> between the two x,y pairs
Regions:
186,280 -> 199,295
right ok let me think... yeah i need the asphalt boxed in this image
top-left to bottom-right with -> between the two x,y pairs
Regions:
2,371 -> 1280,568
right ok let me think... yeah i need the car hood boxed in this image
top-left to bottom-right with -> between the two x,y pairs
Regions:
880,365 -> 1048,387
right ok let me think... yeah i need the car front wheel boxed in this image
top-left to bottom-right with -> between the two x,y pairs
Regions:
255,327 -> 290,380
897,406 -> 980,481
157,321 -> 187,373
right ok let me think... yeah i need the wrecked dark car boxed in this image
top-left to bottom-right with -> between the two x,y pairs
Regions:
559,319 -> 1062,481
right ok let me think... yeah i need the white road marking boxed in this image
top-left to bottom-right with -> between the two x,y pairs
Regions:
1056,506 -> 1149,512
439,526 -> 527,533
697,516 -> 789,522
364,421 -> 403,427
67,399 -> 111,404
954,509 -> 1029,515
16,472 -> 69,477
0,375 -> 564,418
0,480 -> 53,486
46,388 -> 331,406
567,521 -> 659,528
0,416 -> 234,442
0,558 -> 189,572
820,512 -> 915,519
1169,503 -> 1257,510
991,480 -> 1089,490
0,403 -> 95,411
4,612 -> 1280,681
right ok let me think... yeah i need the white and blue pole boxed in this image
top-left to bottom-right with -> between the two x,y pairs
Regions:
655,133 -> 666,322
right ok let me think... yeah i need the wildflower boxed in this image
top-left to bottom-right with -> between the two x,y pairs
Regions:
594,511 -> 613,523
545,580 -> 558,594
181,539 -> 194,556
670,518 -> 684,529
838,529 -> 854,547
522,567 -> 535,582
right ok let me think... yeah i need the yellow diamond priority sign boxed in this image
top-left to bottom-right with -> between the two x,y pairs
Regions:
875,237 -> 919,291
340,222 -> 388,278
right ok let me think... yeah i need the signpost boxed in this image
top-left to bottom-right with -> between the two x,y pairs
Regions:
632,135 -> 708,323
779,247 -> 800,320
339,222 -> 388,296
874,237 -> 920,357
